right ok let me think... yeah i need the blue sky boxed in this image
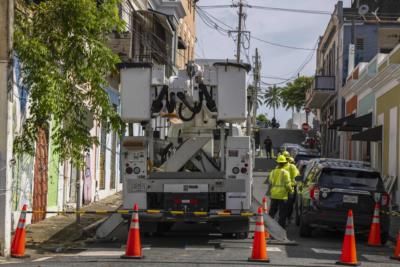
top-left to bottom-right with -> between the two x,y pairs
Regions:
195,0 -> 352,126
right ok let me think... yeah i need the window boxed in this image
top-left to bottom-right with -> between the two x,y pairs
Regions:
356,38 -> 364,50
99,124 -> 106,190
110,131 -> 117,190
319,169 -> 382,190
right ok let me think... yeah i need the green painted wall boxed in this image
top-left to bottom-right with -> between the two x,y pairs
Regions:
376,85 -> 400,177
47,124 -> 59,208
358,92 -> 374,116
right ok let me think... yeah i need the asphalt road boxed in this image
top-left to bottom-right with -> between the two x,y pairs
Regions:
2,174 -> 399,267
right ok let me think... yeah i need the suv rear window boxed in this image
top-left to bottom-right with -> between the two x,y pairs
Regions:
318,168 -> 382,190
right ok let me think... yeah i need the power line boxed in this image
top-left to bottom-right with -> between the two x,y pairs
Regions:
196,6 -> 318,51
199,4 -> 332,16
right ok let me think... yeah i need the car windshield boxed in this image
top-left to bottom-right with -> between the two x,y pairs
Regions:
295,154 -> 319,162
318,169 -> 381,190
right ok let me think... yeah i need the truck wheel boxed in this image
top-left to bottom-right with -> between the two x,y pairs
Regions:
299,217 -> 312,238
295,202 -> 300,226
222,233 -> 234,238
235,232 -> 249,239
381,232 -> 389,245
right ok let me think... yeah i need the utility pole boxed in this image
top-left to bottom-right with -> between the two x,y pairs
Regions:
0,0 -> 14,257
246,48 -> 260,136
252,48 -> 261,127
236,0 -> 244,63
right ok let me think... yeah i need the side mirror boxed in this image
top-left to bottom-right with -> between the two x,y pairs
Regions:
295,176 -> 303,182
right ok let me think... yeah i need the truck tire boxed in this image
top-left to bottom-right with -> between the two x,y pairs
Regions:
381,232 -> 389,245
299,217 -> 313,238
236,232 -> 249,239
295,202 -> 301,226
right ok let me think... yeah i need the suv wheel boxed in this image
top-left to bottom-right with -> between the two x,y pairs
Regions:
295,202 -> 301,226
381,232 -> 389,245
299,217 -> 313,237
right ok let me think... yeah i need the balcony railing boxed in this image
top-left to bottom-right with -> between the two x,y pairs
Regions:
305,76 -> 336,109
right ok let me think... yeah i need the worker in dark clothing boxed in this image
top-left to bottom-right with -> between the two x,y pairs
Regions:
264,136 -> 273,159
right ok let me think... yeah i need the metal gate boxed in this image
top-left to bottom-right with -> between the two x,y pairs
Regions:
32,127 -> 49,223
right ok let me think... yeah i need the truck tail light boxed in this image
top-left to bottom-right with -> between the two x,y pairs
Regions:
310,185 -> 320,201
381,193 -> 390,207
173,199 -> 199,205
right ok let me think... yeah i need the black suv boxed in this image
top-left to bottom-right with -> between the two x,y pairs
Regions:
296,159 -> 390,243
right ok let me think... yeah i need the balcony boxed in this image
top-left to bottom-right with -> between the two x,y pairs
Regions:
305,76 -> 336,109
151,0 -> 186,21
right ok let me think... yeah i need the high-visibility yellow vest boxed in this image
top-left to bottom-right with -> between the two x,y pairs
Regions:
268,168 -> 292,200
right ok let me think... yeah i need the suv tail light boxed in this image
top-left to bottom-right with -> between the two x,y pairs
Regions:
381,193 -> 390,207
310,185 -> 320,201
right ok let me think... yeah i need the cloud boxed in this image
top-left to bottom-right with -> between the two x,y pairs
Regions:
196,0 -> 351,125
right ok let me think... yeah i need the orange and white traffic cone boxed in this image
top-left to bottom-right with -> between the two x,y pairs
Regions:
336,209 -> 359,266
262,196 -> 268,213
390,231 -> 400,261
367,203 -> 382,246
248,207 -> 269,263
121,203 -> 144,259
262,197 -> 270,239
11,204 -> 29,258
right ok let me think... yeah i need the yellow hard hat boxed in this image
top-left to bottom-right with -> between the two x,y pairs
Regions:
282,151 -> 290,158
276,155 -> 287,164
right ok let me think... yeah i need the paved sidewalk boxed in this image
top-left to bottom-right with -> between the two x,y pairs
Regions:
26,192 -> 122,251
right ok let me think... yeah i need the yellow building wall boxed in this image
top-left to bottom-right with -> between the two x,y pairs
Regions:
176,0 -> 196,70
376,85 -> 400,177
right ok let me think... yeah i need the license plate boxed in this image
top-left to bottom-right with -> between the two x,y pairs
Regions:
343,195 -> 358,204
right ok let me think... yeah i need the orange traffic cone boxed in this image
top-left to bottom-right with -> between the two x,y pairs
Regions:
121,203 -> 144,259
262,197 -> 270,239
336,209 -> 359,266
248,207 -> 269,263
11,204 -> 29,258
262,196 -> 268,213
367,203 -> 382,246
390,231 -> 400,261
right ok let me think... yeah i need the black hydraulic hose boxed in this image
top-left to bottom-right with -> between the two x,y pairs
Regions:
178,103 -> 196,122
199,84 -> 217,112
166,92 -> 176,113
151,85 -> 169,113
176,92 -> 196,113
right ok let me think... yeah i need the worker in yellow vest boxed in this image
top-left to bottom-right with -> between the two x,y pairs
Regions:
282,151 -> 300,224
267,155 -> 293,228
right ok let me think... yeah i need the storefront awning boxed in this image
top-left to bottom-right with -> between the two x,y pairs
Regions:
351,126 -> 382,142
338,125 -> 363,132
344,112 -> 372,128
328,114 -> 355,129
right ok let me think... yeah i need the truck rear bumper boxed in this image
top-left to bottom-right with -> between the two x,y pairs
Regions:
133,212 -> 251,234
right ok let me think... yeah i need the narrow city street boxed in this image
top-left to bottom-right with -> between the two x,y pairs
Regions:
1,175 -> 398,267
2,0 -> 400,266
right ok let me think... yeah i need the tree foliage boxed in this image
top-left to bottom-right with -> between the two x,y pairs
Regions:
14,0 -> 125,166
280,76 -> 313,112
256,114 -> 271,128
263,85 -> 281,119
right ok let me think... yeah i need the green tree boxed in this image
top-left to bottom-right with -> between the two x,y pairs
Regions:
13,0 -> 124,166
256,114 -> 271,127
280,76 -> 314,112
263,85 -> 282,119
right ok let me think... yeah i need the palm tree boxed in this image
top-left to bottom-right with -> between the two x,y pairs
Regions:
263,85 -> 282,119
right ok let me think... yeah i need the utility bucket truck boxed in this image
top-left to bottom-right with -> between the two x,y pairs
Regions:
109,60 -> 254,238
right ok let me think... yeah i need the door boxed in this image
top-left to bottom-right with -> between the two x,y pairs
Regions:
32,127 -> 49,223
83,152 -> 92,205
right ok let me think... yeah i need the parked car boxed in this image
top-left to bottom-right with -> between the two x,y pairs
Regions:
296,158 -> 390,243
280,143 -> 305,156
294,151 -> 320,163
